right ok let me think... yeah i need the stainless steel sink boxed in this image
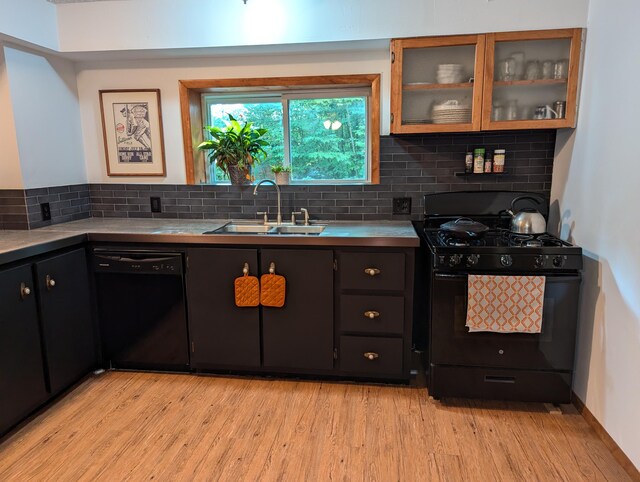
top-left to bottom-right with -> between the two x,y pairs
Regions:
275,225 -> 326,235
205,223 -> 276,235
204,223 -> 326,235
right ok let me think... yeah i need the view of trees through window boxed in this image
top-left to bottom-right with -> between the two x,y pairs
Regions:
205,93 -> 368,183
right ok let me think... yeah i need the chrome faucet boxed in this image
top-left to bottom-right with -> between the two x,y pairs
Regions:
253,179 -> 282,225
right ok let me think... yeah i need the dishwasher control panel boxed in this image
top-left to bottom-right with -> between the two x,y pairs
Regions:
92,251 -> 184,275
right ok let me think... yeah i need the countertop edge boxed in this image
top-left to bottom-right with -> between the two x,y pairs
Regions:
86,232 -> 420,248
0,233 -> 88,267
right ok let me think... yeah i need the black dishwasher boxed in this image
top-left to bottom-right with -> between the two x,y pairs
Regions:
92,250 -> 190,372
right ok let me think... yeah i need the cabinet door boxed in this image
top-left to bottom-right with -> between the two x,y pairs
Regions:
390,34 -> 485,134
482,28 -> 582,130
186,248 -> 260,368
36,248 -> 96,395
0,264 -> 47,434
261,249 -> 334,371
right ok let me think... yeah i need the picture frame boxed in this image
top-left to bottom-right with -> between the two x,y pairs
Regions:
99,89 -> 167,177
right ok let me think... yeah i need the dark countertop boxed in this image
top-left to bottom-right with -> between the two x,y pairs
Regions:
0,218 -> 419,266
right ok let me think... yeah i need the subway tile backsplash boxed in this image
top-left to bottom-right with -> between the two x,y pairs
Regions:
0,130 -> 555,229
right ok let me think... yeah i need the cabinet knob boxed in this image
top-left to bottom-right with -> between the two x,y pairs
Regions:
363,352 -> 379,361
46,275 -> 56,290
364,310 -> 380,319
20,282 -> 31,299
364,268 -> 380,277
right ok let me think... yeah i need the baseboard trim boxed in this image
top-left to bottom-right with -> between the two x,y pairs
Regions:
572,392 -> 640,481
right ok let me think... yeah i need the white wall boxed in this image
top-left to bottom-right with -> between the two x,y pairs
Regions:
76,48 -> 390,184
4,46 -> 87,189
550,0 -> 640,469
56,0 -> 588,54
0,0 -> 58,51
0,47 -> 23,189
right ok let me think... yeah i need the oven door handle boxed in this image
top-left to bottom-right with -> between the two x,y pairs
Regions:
434,273 -> 468,280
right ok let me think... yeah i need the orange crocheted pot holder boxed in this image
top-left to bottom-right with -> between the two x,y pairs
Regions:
234,264 -> 260,308
260,263 -> 286,308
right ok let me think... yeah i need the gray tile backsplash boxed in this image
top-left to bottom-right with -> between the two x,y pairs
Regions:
0,130 -> 555,228
25,184 -> 91,229
90,130 -> 555,222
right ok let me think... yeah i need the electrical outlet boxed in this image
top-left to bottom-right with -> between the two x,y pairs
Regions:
392,197 -> 412,215
40,202 -> 51,221
150,197 -> 162,213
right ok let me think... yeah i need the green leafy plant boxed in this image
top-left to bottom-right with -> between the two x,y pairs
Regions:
197,114 -> 269,179
270,163 -> 292,174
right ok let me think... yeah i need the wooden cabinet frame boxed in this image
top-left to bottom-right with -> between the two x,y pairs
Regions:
390,28 -> 583,134
482,28 -> 582,130
390,35 -> 485,134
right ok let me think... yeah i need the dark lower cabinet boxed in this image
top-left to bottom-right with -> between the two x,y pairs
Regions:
1,247 -> 96,436
186,248 -> 261,369
35,248 -> 96,395
0,264 -> 48,435
261,249 -> 334,371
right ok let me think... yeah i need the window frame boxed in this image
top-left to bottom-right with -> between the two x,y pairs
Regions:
179,74 -> 381,185
202,87 -> 371,184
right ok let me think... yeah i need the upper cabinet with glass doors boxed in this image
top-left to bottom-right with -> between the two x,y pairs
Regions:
390,35 -> 485,133
390,29 -> 583,134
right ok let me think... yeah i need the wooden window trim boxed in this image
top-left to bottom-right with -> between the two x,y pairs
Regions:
179,74 -> 381,185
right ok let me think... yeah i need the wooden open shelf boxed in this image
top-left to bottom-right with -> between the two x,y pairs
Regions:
493,79 -> 567,87
403,82 -> 474,91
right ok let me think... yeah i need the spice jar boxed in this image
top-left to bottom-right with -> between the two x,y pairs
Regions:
465,152 -> 473,173
493,149 -> 506,173
473,148 -> 485,174
484,152 -> 493,173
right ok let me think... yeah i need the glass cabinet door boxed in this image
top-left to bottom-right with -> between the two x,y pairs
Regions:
482,29 -> 582,130
390,35 -> 485,133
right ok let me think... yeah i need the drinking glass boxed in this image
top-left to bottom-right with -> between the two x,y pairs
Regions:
498,58 -> 517,81
542,60 -> 554,79
506,100 -> 518,120
525,61 -> 541,81
553,59 -> 568,79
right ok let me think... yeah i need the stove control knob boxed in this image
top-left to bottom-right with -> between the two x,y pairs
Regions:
500,254 -> 513,267
553,256 -> 565,268
449,254 -> 462,267
534,255 -> 545,268
466,254 -> 479,267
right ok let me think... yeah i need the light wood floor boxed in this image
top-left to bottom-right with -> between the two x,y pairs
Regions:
0,371 -> 631,481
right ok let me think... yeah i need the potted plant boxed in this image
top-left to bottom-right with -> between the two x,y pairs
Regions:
197,114 -> 269,185
270,163 -> 292,185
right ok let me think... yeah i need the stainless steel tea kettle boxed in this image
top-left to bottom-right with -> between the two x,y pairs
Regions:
506,196 -> 547,234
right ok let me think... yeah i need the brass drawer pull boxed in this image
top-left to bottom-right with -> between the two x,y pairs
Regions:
364,352 -> 379,361
364,268 -> 380,276
364,310 -> 380,319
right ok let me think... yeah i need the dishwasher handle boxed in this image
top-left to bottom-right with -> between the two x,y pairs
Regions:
92,251 -> 184,275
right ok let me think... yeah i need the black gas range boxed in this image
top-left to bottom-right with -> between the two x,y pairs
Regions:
416,191 -> 582,403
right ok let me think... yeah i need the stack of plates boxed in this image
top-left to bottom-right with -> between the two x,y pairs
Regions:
432,100 -> 472,124
436,64 -> 465,84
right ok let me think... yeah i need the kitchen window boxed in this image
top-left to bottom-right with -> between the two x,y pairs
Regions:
179,75 -> 380,185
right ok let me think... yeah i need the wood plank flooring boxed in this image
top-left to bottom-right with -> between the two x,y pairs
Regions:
0,371 -> 631,481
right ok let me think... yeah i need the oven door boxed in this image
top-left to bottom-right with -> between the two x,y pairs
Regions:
430,272 -> 580,371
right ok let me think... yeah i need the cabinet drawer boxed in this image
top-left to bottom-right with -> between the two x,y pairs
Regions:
340,336 -> 403,377
340,295 -> 404,335
339,252 -> 405,291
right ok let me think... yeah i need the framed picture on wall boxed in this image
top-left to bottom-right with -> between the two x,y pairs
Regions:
99,89 -> 166,176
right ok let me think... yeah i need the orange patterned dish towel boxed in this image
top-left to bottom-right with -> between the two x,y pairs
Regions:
234,264 -> 260,308
260,263 -> 286,308
466,275 -> 546,333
